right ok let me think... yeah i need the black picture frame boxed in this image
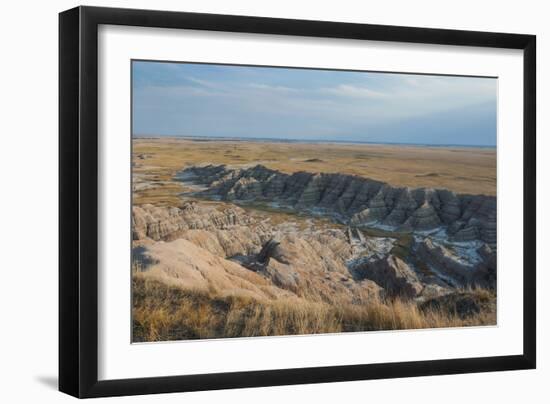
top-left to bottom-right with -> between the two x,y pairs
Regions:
59,5 -> 536,398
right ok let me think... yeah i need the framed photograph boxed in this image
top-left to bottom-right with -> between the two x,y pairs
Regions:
59,6 -> 536,398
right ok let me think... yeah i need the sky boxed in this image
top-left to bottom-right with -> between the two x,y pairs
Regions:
132,61 -> 497,146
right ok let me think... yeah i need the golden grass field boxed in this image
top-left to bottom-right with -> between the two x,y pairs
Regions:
132,137 -> 496,206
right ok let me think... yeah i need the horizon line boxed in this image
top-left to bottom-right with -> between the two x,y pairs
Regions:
132,133 -> 497,148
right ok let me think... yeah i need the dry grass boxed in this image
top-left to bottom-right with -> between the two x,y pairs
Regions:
132,138 -> 496,206
132,273 -> 496,342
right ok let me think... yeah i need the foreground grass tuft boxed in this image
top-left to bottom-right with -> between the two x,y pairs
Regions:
132,273 -> 496,342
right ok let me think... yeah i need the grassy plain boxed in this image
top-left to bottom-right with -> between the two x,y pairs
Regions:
132,137 -> 496,206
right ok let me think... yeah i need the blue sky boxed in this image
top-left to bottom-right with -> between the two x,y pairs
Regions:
132,61 -> 497,146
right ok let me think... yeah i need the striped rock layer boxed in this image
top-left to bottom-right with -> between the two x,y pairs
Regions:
180,165 -> 496,246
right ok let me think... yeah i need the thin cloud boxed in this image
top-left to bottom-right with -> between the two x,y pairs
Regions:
322,84 -> 389,99
248,83 -> 298,93
186,76 -> 219,88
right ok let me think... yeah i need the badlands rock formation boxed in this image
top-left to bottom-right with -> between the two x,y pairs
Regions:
414,238 -> 496,287
133,203 -> 382,305
352,255 -> 423,298
133,193 -> 496,305
134,238 -> 294,301
179,165 -> 496,246
133,202 -> 259,241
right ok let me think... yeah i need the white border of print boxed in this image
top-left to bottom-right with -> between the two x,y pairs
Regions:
98,24 -> 523,381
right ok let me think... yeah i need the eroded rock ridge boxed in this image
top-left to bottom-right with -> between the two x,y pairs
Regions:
179,164 -> 496,246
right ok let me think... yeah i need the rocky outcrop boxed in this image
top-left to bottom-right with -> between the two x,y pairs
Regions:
257,238 -> 282,265
132,202 -> 280,261
178,165 -> 496,244
413,238 -> 496,288
352,255 -> 423,298
174,228 -> 267,258
131,238 -> 294,301
132,202 -> 258,241
255,233 -> 382,304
